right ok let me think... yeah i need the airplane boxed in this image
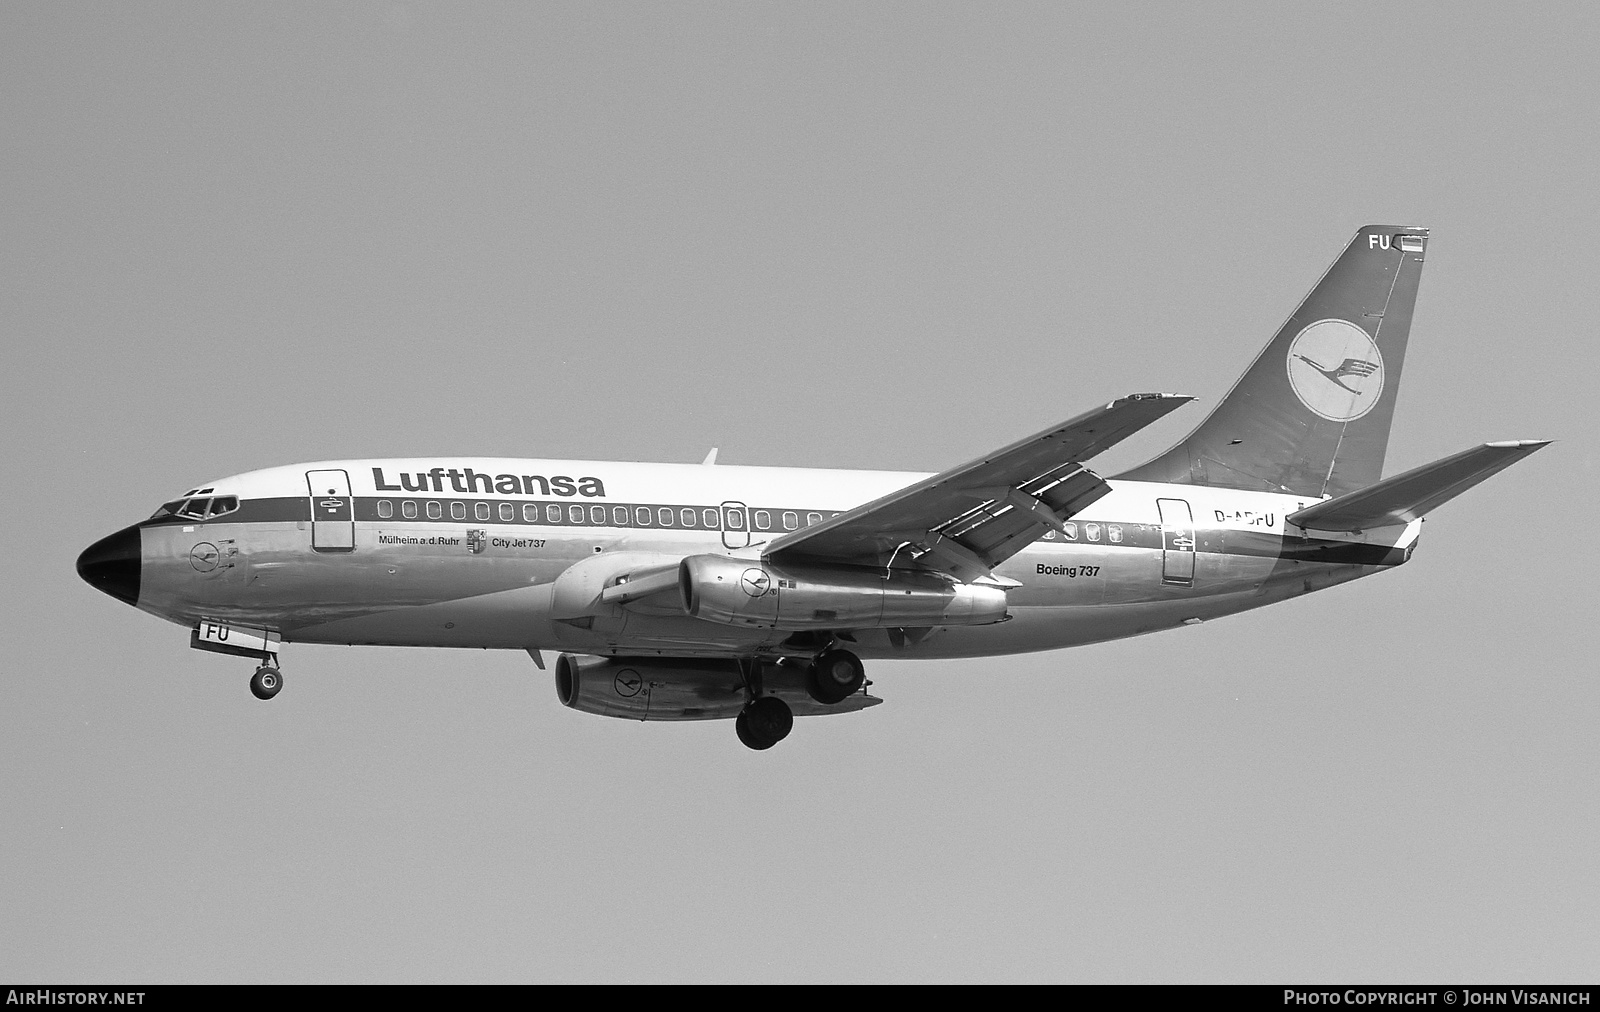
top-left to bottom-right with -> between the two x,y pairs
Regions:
76,226 -> 1549,749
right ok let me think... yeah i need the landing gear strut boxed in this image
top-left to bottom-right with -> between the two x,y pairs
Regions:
250,663 -> 282,700
807,648 -> 865,704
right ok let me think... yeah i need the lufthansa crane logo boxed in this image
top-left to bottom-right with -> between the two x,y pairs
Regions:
189,543 -> 220,572
1286,319 -> 1385,422
614,668 -> 643,697
741,568 -> 772,597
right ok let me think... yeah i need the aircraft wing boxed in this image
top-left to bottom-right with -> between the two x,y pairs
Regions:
764,393 -> 1192,582
1287,440 -> 1550,532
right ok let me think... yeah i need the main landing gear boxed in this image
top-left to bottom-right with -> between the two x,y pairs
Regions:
735,657 -> 791,751
733,648 -> 867,750
736,696 -> 793,751
807,648 -> 866,704
249,662 -> 283,700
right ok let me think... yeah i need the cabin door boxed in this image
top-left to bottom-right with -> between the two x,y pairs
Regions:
1156,498 -> 1195,587
307,469 -> 355,552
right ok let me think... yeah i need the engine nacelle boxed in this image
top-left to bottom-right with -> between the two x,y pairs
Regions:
678,555 -> 1008,631
554,653 -> 876,721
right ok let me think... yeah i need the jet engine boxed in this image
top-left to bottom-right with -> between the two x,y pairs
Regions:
554,653 -> 878,721
678,554 -> 1008,631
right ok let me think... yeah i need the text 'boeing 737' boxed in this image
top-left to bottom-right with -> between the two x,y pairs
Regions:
78,226 -> 1549,749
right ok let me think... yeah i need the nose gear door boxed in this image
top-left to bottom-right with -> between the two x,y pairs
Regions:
307,469 -> 355,552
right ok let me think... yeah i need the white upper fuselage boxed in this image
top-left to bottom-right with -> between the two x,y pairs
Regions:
127,457 -> 1419,662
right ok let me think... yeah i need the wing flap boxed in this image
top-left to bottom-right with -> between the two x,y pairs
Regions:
767,393 -> 1192,577
1287,440 -> 1550,532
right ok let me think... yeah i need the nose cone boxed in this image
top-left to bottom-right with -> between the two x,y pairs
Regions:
77,524 -> 142,607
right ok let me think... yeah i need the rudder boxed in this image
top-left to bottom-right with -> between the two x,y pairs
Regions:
1118,225 -> 1428,498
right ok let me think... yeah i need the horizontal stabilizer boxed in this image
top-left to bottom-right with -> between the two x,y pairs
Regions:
1287,440 -> 1550,532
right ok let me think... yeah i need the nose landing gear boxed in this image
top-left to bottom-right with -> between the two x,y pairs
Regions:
249,664 -> 283,700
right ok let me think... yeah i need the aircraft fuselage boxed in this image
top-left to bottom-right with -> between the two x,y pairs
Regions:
105,457 -> 1418,662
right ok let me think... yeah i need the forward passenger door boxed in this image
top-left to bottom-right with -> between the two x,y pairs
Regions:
307,469 -> 355,552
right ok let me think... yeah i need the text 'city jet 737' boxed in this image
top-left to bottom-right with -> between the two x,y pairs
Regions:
78,226 -> 1549,750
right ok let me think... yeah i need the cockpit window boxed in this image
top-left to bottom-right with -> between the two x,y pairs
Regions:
150,495 -> 238,521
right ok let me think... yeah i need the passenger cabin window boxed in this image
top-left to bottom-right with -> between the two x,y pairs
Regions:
680,508 -> 696,527
1062,522 -> 1077,541
657,507 -> 674,527
1108,524 -> 1123,544
783,511 -> 798,531
591,506 -> 607,525
754,510 -> 771,531
806,512 -> 822,526
450,502 -> 466,521
427,501 -> 442,520
499,503 -> 515,522
401,501 -> 417,519
524,504 -> 539,523
569,505 -> 584,524
1085,523 -> 1101,542
702,509 -> 720,529
475,502 -> 490,521
612,506 -> 630,526
378,501 -> 394,519
635,507 -> 652,526
547,504 -> 562,523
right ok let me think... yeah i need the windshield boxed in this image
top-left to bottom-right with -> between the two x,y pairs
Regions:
149,495 -> 239,521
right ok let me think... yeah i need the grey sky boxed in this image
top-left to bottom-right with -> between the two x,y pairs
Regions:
2,3 -> 1595,982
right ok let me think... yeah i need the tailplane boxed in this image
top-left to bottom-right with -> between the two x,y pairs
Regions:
1119,225 -> 1428,498
1286,440 -> 1549,532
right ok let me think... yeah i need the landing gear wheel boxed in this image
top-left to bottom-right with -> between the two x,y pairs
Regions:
807,648 -> 865,704
250,665 -> 282,701
736,696 -> 793,750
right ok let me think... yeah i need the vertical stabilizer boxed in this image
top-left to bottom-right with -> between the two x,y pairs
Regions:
1118,226 -> 1428,497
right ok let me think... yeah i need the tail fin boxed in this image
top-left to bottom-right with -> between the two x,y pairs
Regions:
1118,225 -> 1428,497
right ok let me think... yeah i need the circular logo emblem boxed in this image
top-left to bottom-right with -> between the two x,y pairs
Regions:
613,668 -> 643,697
1286,319 -> 1385,422
740,568 -> 772,597
189,542 -> 220,572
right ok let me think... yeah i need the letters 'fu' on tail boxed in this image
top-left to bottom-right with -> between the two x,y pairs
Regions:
1121,226 -> 1428,498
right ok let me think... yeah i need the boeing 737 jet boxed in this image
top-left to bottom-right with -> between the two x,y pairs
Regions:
78,226 -> 1548,749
